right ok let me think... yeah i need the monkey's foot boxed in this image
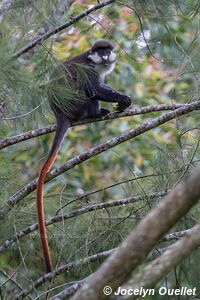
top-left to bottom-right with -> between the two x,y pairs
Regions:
99,108 -> 110,116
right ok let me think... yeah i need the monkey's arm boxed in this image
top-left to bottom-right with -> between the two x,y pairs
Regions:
91,81 -> 131,110
36,115 -> 69,273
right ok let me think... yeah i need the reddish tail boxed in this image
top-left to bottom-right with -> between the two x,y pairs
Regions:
36,116 -> 69,273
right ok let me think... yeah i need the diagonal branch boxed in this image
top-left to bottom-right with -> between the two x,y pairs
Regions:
28,0 -> 75,49
0,103 -> 192,150
12,0 -> 117,58
1,101 -> 200,219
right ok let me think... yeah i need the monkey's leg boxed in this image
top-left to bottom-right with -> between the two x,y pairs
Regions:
86,100 -> 110,118
99,108 -> 110,116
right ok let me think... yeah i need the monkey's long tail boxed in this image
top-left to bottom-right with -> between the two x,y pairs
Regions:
36,116 -> 69,273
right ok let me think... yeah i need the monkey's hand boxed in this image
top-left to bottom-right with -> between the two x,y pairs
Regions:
115,95 -> 131,112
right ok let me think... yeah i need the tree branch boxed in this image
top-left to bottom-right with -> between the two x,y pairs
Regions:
1,101 -> 200,219
0,103 -> 190,150
48,279 -> 86,300
12,0 -> 117,58
113,223 -> 200,299
30,0 -> 75,44
69,167 -> 200,300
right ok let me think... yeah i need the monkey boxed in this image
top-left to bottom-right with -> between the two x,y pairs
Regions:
36,40 -> 131,273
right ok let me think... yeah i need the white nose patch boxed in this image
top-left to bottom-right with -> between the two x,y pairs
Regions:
102,55 -> 108,60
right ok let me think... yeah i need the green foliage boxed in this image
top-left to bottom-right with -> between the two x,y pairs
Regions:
46,62 -> 97,116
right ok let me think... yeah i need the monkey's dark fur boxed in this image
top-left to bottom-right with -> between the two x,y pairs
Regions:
36,40 -> 131,273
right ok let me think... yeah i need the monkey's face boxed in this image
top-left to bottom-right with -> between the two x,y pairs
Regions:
88,47 -> 116,66
88,41 -> 117,82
